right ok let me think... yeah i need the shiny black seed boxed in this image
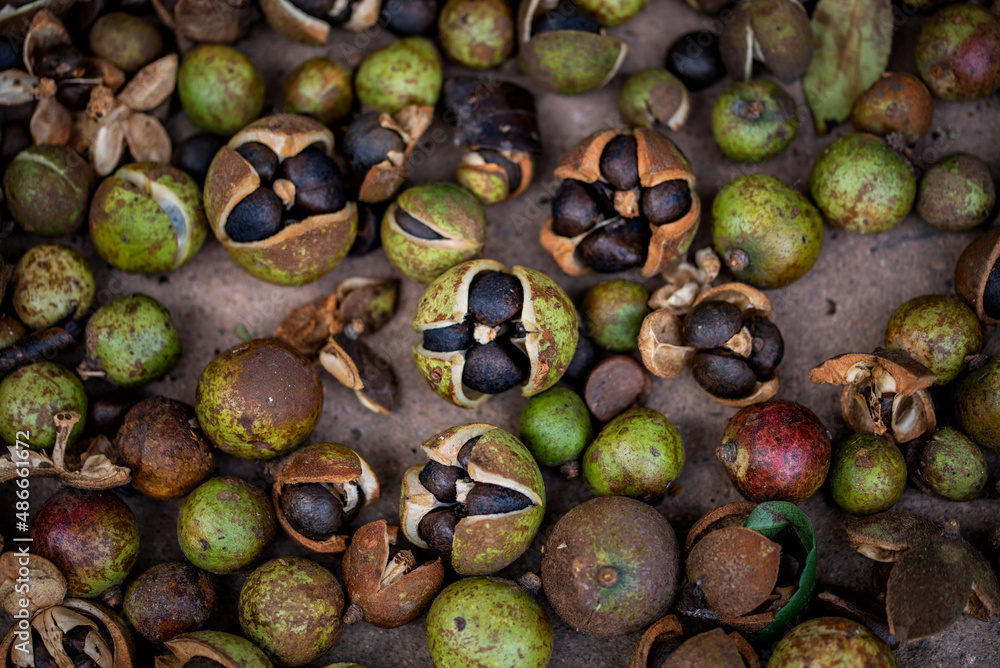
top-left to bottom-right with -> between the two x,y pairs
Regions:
277,146 -> 346,215
395,208 -> 443,239
225,187 -> 284,242
683,300 -> 744,349
0,40 -> 22,71
343,113 -> 406,175
552,180 -> 602,237
173,134 -> 226,184
464,482 -> 532,515
468,271 -> 523,326
236,142 -> 279,184
643,180 -> 692,226
280,483 -> 344,541
55,84 -> 92,111
287,0 -> 333,20
478,150 -> 522,193
599,135 -> 639,191
665,31 -> 726,92
457,436 -> 480,469
691,350 -> 757,399
35,44 -> 86,81
462,341 -> 527,394
381,0 -> 437,35
983,259 -> 1000,319
745,316 -> 784,380
575,218 -> 651,273
419,460 -> 467,503
63,626 -> 89,654
533,4 -> 601,35
418,508 -> 461,562
423,320 -> 474,352
563,331 -> 596,384
350,202 -> 385,256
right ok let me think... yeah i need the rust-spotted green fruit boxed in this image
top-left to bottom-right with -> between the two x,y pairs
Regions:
163,631 -> 273,668
711,79 -> 798,163
916,153 -> 996,231
915,3 -> 1000,102
913,427 -> 988,501
3,144 -> 95,236
355,37 -> 442,114
283,58 -> 354,125
829,433 -> 906,515
884,294 -> 982,385
178,44 -> 264,136
438,0 -> 514,69
768,617 -> 897,668
0,362 -> 87,450
11,244 -> 94,330
954,355 -> 1000,451
851,72 -> 934,143
88,13 -> 163,72
581,280 -> 649,352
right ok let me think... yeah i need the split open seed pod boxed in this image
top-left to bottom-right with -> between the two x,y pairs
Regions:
151,0 -> 255,49
357,106 -> 432,203
810,350 -> 937,444
628,615 -> 759,668
204,114 -> 357,286
260,0 -> 381,45
648,248 -> 722,315
412,259 -> 578,408
540,128 -> 700,277
399,423 -> 546,575
155,630 -> 272,668
342,519 -> 444,628
319,334 -> 399,414
954,226 -> 1000,324
271,442 -> 380,553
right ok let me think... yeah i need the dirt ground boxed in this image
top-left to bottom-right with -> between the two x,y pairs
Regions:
2,0 -> 1000,665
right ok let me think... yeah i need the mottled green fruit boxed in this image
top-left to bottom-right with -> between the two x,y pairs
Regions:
165,631 -> 274,668
177,477 -> 276,574
913,427 -> 988,501
768,617 -> 897,668
426,577 -> 553,668
12,244 -> 94,330
829,433 -> 906,516
240,557 -> 344,666
82,294 -> 181,388
356,37 -> 442,114
915,4 -> 1000,102
618,69 -> 689,130
712,173 -> 824,289
89,13 -> 162,72
90,162 -> 208,274
0,362 -> 86,448
582,280 -> 649,352
712,79 -> 798,163
916,153 -> 996,231
519,387 -> 591,467
518,30 -> 626,95
884,294 -> 982,385
810,134 -> 917,234
438,0 -> 514,69
954,355 -> 1000,451
577,0 -> 649,26
583,407 -> 684,501
3,144 -> 95,236
178,45 -> 264,136
283,58 -> 354,125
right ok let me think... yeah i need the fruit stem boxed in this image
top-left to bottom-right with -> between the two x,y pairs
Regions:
597,567 -> 618,588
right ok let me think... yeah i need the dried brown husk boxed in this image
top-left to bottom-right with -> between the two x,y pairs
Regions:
628,615 -> 759,668
116,54 -> 177,111
684,502 -> 758,553
358,106 -> 432,203
954,226 -> 1000,323
686,527 -> 781,619
152,0 -> 254,48
276,294 -> 343,357
29,94 -> 70,144
335,278 -> 399,338
0,0 -> 74,40
648,248 -> 721,315
319,334 -> 398,414
0,553 -> 66,617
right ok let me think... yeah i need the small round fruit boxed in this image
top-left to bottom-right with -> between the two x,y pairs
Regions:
768,617 -> 897,668
32,488 -> 140,598
178,45 -> 265,136
829,433 -> 906,515
810,134 -> 916,234
883,294 -> 982,385
177,476 -> 276,574
426,577 -> 553,668
0,362 -> 87,450
954,355 -> 1000,451
711,79 -> 798,163
718,400 -> 831,503
915,3 -> 1000,102
124,562 -> 217,643
438,0 -> 514,69
618,68 -> 690,130
88,13 -> 162,72
240,557 -> 344,666
665,30 -> 726,92
712,173 -> 824,289
581,280 -> 649,352
576,0 -> 648,26
283,58 -> 354,125
541,496 -> 679,637
519,387 -> 591,468
11,244 -> 94,330
3,144 -> 95,236
850,72 -> 934,142
912,427 -> 988,501
916,153 -> 995,231
583,407 -> 684,502
355,37 -> 442,114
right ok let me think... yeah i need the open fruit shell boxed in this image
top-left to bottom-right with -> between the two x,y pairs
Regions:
629,615 -> 759,668
540,128 -> 700,277
457,150 -> 534,205
954,226 -> 1000,324
260,0 -> 381,45
399,424 -> 546,575
156,630 -> 273,668
204,114 -> 357,286
271,441 -> 380,553
359,105 -> 433,203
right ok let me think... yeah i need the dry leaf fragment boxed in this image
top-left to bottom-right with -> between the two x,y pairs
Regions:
117,54 -> 177,111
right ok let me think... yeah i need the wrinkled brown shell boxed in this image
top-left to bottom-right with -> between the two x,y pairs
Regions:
540,127 -> 700,277
686,526 -> 781,618
629,615 -> 759,668
341,519 -> 444,628
685,502 -> 758,553
359,106 -> 433,203
955,226 -> 1000,324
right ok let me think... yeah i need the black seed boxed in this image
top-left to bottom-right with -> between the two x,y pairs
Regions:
183,659 -> 228,668
589,180 -> 619,213
173,134 -> 226,184
576,218 -> 651,273
983,259 -> 1000,319
552,180 -> 602,237
418,508 -> 460,562
464,482 -> 532,515
457,436 -> 480,469
533,3 -> 601,35
468,271 -> 523,326
563,331 -> 596,384
343,113 -> 406,175
643,180 -> 692,226
277,146 -> 346,215
280,483 -> 344,541
395,208 -> 443,239
55,83 -> 92,111
287,0 -> 333,20
683,300 -> 744,349
419,460 -> 467,503
423,320 -> 474,352
236,142 -> 279,184
599,135 -> 639,191
0,40 -> 22,71
34,44 -> 86,81
350,202 -> 385,256
381,0 -> 437,35
511,321 -> 527,338
665,31 -> 726,92
745,316 -> 784,380
691,350 -> 757,399
63,626 -> 89,654
225,187 -> 284,242
880,393 -> 896,427
462,340 -> 527,394
478,149 -> 522,193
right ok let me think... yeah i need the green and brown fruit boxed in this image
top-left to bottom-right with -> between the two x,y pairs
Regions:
851,72 -> 934,143
283,57 -> 354,125
160,630 -> 274,668
518,386 -> 591,470
711,79 -> 798,163
915,3 -> 1000,102
954,354 -> 1000,451
828,433 -> 906,515
618,69 -> 690,130
0,362 -> 87,450
88,13 -> 162,72
916,153 -> 995,231
3,144 -> 95,236
11,244 -> 94,330
768,617 -> 897,667
719,0 -> 813,81
582,280 -> 649,352
355,37 -> 442,113
438,0 -> 514,69
909,427 -> 988,501
883,294 -> 982,385
124,561 -> 217,643
178,44 -> 265,136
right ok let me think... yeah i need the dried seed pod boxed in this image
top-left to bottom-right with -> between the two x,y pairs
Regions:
686,526 -> 781,618
123,562 -> 216,643
319,334 -> 399,414
955,226 -> 1000,323
342,519 -> 444,628
0,553 -> 66,617
343,106 -> 433,203
629,617 -> 759,668
399,423 -> 545,575
541,128 -> 700,277
156,630 -> 272,668
271,442 -> 380,553
719,0 -> 813,82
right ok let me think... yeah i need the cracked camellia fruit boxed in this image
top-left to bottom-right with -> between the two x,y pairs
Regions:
156,630 -> 273,667
412,259 -> 577,408
400,423 -> 545,575
718,0 -> 812,82
628,615 -> 760,668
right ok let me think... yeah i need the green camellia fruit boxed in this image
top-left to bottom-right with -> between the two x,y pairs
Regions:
911,427 -> 988,501
0,362 -> 87,449
954,355 -> 1000,452
883,294 -> 982,385
11,244 -> 94,330
829,433 -> 906,515
3,144 -> 95,236
355,37 -> 443,114
283,57 -> 354,125
768,617 -> 897,668
915,153 -> 996,231
438,0 -> 514,69
582,280 -> 650,352
178,45 -> 265,136
519,387 -> 591,470
914,3 -> 1000,102
711,79 -> 798,163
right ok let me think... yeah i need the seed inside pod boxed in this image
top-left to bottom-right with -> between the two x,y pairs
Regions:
174,134 -> 227,184
463,482 -> 532,515
457,436 -> 481,469
468,271 -> 524,326
287,0 -> 332,20
462,340 -> 528,394
277,146 -> 346,216
984,259 -> 1000,319
478,150 -> 522,193
418,508 -> 462,562
419,460 -> 467,503
745,316 -> 784,379
344,113 -> 406,175
642,180 -> 691,226
226,187 -> 284,243
533,4 -> 601,35
599,135 -> 640,191
552,180 -> 604,237
423,320 -> 474,352
395,208 -> 444,239
35,44 -> 87,81
280,483 -> 344,541
691,350 -> 757,399
683,300 -> 743,349
236,142 -> 279,184
575,218 -> 652,273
